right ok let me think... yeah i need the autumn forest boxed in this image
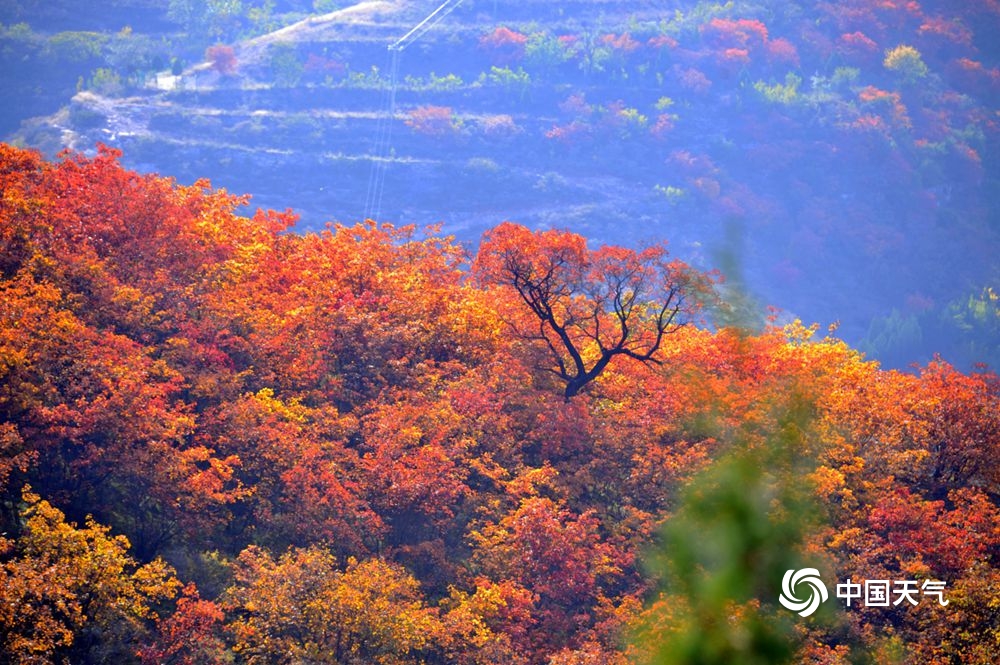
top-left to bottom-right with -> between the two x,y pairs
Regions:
2,0 -> 1000,663
0,143 -> 998,663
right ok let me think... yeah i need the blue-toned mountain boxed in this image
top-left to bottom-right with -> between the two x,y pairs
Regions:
7,0 -> 999,368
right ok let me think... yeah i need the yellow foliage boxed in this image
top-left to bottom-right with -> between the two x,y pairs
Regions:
884,44 -> 929,80
225,546 -> 449,664
0,489 -> 180,662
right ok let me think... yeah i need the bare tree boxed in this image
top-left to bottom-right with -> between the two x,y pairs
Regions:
475,222 -> 714,399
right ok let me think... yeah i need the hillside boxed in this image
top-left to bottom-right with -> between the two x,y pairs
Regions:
1,144 -> 999,663
7,0 -> 999,370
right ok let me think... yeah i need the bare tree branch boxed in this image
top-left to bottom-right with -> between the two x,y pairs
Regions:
474,223 -> 714,399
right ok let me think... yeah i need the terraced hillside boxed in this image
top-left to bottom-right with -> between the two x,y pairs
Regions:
13,0 -> 1000,367
27,1 -> 682,239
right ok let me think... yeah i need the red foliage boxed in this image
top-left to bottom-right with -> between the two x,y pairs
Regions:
721,47 -> 750,64
837,31 -> 880,58
820,2 -> 877,31
672,65 -> 712,94
860,112 -> 900,142
882,0 -> 925,18
481,113 -> 522,138
3,144 -> 1000,662
558,93 -> 592,118
701,17 -> 769,48
947,57 -> 1000,92
868,487 -> 1000,575
474,222 -> 713,399
601,32 -> 640,53
667,149 -> 718,176
918,15 -> 973,46
360,395 -> 471,527
647,34 -> 678,50
206,45 -> 237,75
479,26 -> 528,63
405,105 -> 461,137
544,120 -> 591,144
650,113 -> 675,139
558,34 -> 579,49
859,86 -> 911,128
140,584 -> 227,665
303,53 -> 346,77
766,37 -> 800,66
471,497 -> 626,654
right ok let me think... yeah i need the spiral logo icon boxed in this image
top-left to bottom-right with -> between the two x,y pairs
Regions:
779,568 -> 828,617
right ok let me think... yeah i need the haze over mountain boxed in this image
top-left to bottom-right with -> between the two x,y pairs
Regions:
4,0 -> 999,368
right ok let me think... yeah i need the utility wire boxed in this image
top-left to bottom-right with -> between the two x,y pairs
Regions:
363,47 -> 395,221
362,0 -> 465,221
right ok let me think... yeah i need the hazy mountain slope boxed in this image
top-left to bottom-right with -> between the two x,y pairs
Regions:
8,0 -> 1000,368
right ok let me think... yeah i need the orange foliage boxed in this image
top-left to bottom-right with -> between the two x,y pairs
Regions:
702,18 -> 770,48
858,85 -> 912,128
474,222 -> 715,398
1,145 -> 998,663
405,105 -> 461,137
600,32 -> 640,53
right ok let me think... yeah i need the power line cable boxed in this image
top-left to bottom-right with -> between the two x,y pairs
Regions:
362,0 -> 465,221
